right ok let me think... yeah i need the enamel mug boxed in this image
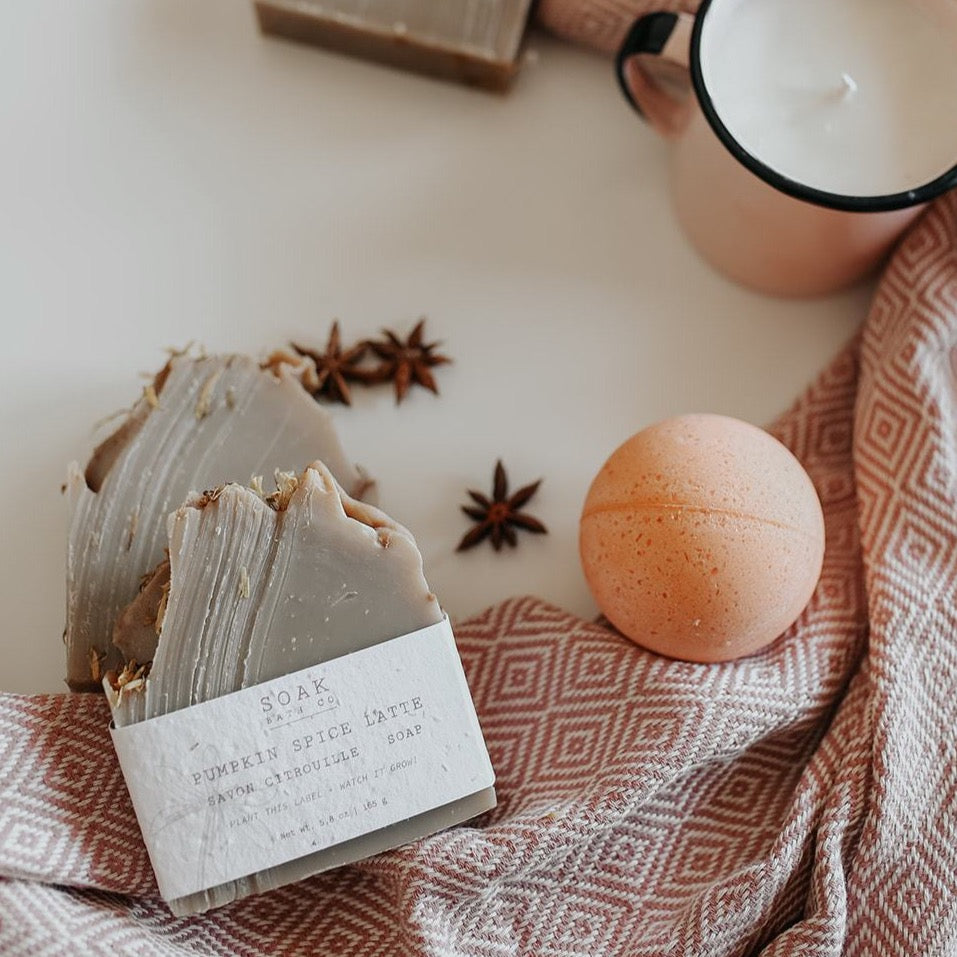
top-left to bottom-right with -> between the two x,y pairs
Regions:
616,0 -> 957,296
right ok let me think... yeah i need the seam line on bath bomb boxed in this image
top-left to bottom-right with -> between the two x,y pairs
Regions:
580,500 -> 821,541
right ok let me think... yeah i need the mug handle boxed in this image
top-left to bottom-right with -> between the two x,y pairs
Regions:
615,12 -> 696,139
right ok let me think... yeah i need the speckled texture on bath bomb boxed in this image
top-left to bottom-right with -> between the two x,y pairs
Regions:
579,414 -> 825,662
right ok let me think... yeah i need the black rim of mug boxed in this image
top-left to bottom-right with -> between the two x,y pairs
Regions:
680,0 -> 957,212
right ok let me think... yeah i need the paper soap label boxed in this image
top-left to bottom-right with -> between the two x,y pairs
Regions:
111,618 -> 494,901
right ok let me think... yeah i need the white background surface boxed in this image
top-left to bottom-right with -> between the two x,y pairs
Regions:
0,0 -> 869,694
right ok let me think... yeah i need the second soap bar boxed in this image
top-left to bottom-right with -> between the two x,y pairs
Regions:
255,0 -> 535,91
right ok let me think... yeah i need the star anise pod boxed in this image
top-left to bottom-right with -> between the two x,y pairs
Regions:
457,460 -> 548,552
365,318 -> 451,404
291,321 -> 369,405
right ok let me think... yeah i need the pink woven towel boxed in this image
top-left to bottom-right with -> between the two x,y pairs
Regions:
2,194 -> 956,955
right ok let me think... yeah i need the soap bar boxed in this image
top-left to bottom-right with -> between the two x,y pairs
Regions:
66,352 -> 371,691
254,0 -> 535,91
107,462 -> 496,915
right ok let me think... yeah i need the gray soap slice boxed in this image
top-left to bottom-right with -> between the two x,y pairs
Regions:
66,351 -> 371,692
107,462 -> 496,915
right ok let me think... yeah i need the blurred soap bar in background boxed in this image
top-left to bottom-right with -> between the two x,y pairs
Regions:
254,0 -> 536,91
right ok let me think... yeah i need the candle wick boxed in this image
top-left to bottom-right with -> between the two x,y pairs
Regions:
840,72 -> 858,98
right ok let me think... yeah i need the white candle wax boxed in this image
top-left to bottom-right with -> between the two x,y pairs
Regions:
700,0 -> 957,197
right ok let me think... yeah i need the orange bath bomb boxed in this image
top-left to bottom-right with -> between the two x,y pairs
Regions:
579,414 -> 825,662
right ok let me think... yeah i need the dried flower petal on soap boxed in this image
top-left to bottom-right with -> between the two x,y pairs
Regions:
194,368 -> 224,420
88,647 -> 106,683
107,659 -> 150,692
260,350 -> 321,393
264,470 -> 301,511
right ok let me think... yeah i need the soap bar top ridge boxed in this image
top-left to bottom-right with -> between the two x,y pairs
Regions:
135,461 -> 442,720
